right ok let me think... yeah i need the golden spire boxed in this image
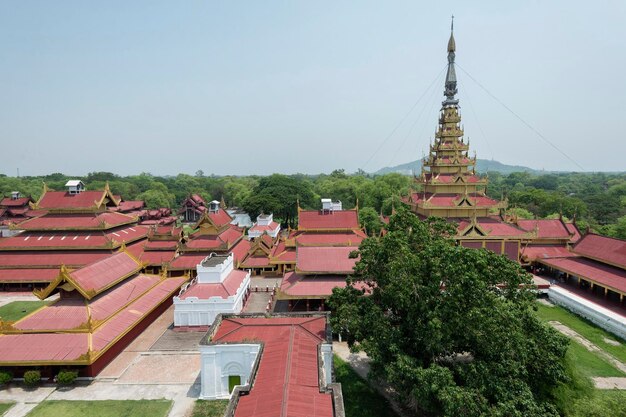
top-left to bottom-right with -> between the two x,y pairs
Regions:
448,15 -> 456,52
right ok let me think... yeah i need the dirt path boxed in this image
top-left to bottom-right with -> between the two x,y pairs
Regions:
548,320 -> 626,389
333,342 -> 411,417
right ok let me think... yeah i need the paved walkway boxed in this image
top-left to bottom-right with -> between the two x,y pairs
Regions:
548,320 -> 626,389
3,305 -> 202,417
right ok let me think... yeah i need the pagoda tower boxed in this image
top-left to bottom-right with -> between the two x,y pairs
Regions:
408,22 -> 506,218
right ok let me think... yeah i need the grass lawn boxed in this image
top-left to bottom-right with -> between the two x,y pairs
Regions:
334,355 -> 399,417
0,301 -> 47,322
27,400 -> 172,417
191,400 -> 229,417
0,402 -> 15,415
565,339 -> 625,378
534,302 -> 626,363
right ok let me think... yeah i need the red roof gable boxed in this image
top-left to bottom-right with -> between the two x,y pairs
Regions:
1,196 -> 32,207
67,251 -> 143,297
573,233 -> 626,270
210,316 -> 333,417
457,217 -> 527,237
298,210 -> 359,230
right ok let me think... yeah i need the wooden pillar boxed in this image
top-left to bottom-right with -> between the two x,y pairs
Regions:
604,287 -> 608,298
288,300 -> 293,312
320,299 -> 325,311
306,299 -> 310,311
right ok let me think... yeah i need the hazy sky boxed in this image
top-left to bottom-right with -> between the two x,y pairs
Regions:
1,1 -> 625,176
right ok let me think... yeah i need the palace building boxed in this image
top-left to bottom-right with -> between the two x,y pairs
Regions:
275,200 -> 367,311
404,25 -> 581,263
0,182 -> 149,291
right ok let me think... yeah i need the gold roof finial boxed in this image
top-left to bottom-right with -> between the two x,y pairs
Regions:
448,15 -> 456,52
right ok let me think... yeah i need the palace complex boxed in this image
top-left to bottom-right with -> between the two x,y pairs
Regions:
0,23 -> 623,416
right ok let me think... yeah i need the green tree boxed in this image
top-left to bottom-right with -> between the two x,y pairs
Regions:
329,208 -> 569,416
244,174 -> 315,226
358,207 -> 383,236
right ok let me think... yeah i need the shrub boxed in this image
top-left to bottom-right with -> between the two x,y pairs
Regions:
23,370 -> 41,387
0,370 -> 12,386
56,369 -> 78,386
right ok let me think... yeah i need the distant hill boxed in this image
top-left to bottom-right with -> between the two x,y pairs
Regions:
373,159 -> 540,176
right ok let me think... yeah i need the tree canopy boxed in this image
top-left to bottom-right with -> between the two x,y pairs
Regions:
329,208 -> 570,416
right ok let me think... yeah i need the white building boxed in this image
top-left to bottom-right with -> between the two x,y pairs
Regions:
65,180 -> 85,194
173,253 -> 251,327
247,213 -> 280,239
321,198 -> 342,212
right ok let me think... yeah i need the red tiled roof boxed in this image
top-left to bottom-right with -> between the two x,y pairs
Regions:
144,241 -> 178,250
298,210 -> 359,230
0,276 -> 186,365
116,200 -> 145,212
230,239 -> 252,264
169,254 -> 209,270
0,226 -> 148,250
15,274 -> 161,331
7,208 -> 29,216
69,251 -> 143,296
521,245 -> 576,262
295,231 -> 365,246
0,251 -> 112,269
178,270 -> 248,300
517,219 -> 571,239
0,333 -> 88,363
0,268 -> 59,283
281,272 -> 350,296
296,246 -> 358,274
187,227 -> 242,250
0,197 -> 31,207
573,234 -> 626,270
211,316 -> 333,417
37,190 -> 114,210
139,250 -> 176,266
249,222 -> 280,233
91,277 -> 186,351
539,256 -> 626,294
209,209 -> 233,228
457,217 -> 528,237
270,241 -> 296,263
17,212 -> 137,231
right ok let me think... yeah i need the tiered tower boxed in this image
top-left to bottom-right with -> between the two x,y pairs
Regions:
408,22 -> 506,218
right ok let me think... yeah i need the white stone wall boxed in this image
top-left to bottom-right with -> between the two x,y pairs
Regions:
197,254 -> 234,284
548,286 -> 626,340
173,273 -> 250,327
200,343 -> 261,399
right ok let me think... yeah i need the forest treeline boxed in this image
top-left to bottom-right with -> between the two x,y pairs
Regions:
1,170 -> 625,239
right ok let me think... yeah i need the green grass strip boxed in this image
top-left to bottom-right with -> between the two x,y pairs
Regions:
27,400 -> 172,417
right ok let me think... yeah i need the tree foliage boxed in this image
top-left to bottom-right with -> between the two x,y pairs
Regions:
329,208 -> 569,416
